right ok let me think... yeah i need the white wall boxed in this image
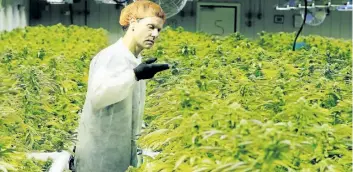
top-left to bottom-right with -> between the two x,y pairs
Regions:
193,0 -> 352,40
28,0 -> 352,43
0,0 -> 29,32
29,0 -> 127,43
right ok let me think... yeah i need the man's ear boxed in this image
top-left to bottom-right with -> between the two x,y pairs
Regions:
129,17 -> 137,30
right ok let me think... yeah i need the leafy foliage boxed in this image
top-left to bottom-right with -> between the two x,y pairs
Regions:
127,27 -> 352,171
1,24 -> 351,171
0,24 -> 108,170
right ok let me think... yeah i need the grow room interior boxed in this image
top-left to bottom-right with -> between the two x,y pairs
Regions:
0,0 -> 352,171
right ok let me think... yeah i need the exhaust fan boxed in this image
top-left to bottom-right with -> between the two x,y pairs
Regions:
300,8 -> 327,26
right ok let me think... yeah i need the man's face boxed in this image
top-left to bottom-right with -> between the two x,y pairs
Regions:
132,17 -> 164,49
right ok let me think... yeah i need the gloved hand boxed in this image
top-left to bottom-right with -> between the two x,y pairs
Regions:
133,58 -> 170,81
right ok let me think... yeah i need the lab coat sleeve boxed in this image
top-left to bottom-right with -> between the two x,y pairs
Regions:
89,58 -> 137,111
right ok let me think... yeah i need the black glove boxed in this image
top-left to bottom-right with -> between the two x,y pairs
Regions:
133,58 -> 170,81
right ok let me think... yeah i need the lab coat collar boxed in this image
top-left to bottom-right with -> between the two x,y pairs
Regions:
115,38 -> 143,66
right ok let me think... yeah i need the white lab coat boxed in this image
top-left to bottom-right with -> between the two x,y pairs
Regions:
74,38 -> 146,172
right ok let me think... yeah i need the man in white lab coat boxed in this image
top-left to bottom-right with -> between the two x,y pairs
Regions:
73,1 -> 169,171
